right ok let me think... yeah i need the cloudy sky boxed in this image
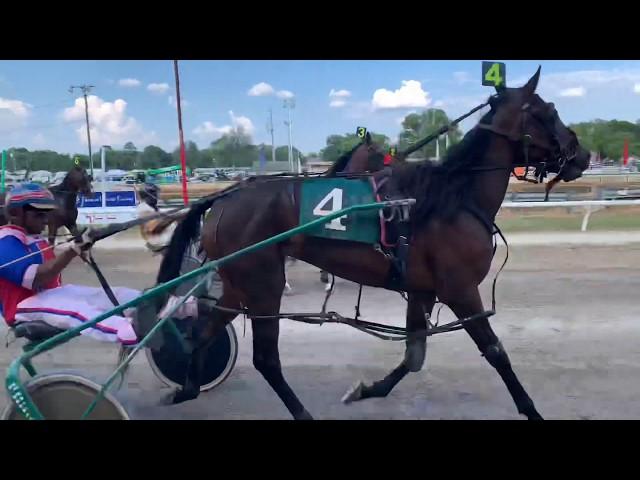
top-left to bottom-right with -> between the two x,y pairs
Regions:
1,60 -> 640,155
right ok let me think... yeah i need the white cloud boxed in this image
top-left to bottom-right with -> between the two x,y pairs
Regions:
371,80 -> 431,110
193,111 -> 255,142
229,110 -> 255,135
634,83 -> 640,94
247,82 -> 294,100
193,121 -> 233,139
167,96 -> 190,108
517,68 -> 640,99
0,98 -> 31,118
453,71 -> 471,85
62,95 -> 156,147
0,97 -> 32,130
248,82 -> 275,96
276,90 -> 295,99
329,88 -> 351,108
118,78 -> 141,88
559,86 -> 586,97
330,88 -> 351,98
147,83 -> 170,95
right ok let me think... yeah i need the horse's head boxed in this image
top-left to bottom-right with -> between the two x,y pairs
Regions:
327,132 -> 387,176
66,165 -> 93,195
347,132 -> 386,172
484,67 -> 590,183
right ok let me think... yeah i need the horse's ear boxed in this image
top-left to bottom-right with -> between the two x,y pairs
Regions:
522,66 -> 541,98
365,132 -> 372,145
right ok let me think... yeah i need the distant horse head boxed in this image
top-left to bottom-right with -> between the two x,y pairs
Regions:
326,132 -> 386,175
62,165 -> 93,195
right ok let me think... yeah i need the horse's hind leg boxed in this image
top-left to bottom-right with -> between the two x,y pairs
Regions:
343,292 -> 435,403
446,288 -> 543,420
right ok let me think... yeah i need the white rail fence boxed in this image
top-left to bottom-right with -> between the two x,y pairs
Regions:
501,200 -> 640,232
76,199 -> 640,232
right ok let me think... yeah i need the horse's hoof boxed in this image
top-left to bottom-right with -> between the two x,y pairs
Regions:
342,381 -> 365,404
295,409 -> 314,420
159,391 -> 177,406
167,388 -> 199,405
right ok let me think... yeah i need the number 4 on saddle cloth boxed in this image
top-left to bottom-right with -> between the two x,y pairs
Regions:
298,175 -> 411,289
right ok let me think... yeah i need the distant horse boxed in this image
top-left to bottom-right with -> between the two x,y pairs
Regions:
157,68 -> 590,420
46,166 -> 93,244
0,166 -> 93,245
325,132 -> 386,176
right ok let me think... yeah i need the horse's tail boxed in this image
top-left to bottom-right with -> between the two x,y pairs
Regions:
156,195 -> 219,285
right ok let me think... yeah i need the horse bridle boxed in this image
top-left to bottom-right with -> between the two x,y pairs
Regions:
477,99 -> 579,184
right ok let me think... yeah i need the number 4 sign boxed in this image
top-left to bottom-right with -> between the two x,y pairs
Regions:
482,61 -> 506,88
312,188 -> 347,231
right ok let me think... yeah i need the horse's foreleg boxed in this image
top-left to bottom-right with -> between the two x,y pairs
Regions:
251,316 -> 312,420
343,292 -> 435,403
447,287 -> 543,420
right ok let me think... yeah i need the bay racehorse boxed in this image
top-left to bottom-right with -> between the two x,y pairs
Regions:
157,68 -> 590,420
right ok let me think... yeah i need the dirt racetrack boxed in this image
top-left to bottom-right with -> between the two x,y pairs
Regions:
2,238 -> 640,419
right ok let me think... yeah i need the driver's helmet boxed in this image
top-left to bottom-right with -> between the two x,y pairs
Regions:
5,183 -> 56,210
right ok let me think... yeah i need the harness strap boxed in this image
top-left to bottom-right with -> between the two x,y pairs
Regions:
490,223 -> 510,312
461,204 -> 509,312
81,252 -> 120,308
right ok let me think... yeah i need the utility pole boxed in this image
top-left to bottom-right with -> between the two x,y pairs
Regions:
172,60 -> 189,206
69,85 -> 95,176
283,98 -> 295,172
266,109 -> 276,162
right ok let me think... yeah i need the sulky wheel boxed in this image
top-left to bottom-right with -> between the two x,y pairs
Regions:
1,373 -> 129,420
145,321 -> 238,392
146,239 -> 236,392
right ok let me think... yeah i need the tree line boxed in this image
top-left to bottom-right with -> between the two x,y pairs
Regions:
4,110 -> 638,173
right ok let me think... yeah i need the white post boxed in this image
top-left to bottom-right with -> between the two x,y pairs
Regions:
283,98 -> 295,173
268,109 -> 276,163
287,107 -> 293,172
101,146 -> 107,208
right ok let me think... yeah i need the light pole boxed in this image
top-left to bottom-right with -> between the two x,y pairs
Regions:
267,108 -> 276,163
283,98 -> 295,172
172,60 -> 189,206
69,85 -> 95,176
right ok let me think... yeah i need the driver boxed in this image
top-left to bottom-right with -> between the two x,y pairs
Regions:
0,183 -> 198,345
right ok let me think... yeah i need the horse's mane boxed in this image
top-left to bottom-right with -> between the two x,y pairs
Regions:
392,110 -> 494,228
325,142 -> 363,176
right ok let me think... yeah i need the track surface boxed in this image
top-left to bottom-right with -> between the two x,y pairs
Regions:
2,240 -> 640,420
